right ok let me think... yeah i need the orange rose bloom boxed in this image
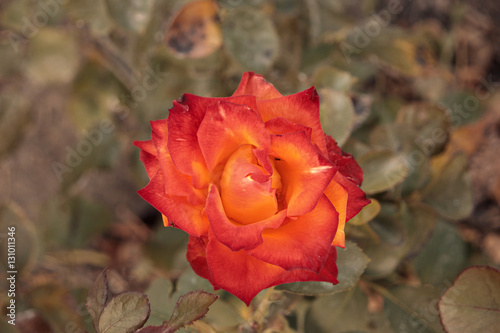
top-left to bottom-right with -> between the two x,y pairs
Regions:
134,72 -> 369,305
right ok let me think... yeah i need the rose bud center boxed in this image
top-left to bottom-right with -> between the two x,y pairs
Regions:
220,145 -> 282,225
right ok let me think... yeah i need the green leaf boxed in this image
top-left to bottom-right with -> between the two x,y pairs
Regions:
41,195 -> 113,249
353,27 -> 431,76
369,123 -> 417,153
314,67 -> 357,92
422,152 -> 473,220
439,92 -> 484,127
69,197 -> 113,248
396,103 -> 451,156
145,278 -> 174,326
351,93 -> 374,130
370,96 -> 405,125
349,198 -> 381,226
399,203 -> 436,259
369,123 -> 430,196
222,8 -> 279,72
413,219 -> 468,287
319,88 -> 356,146
359,150 -> 409,195
202,295 -> 243,329
384,285 -> 444,333
164,290 -> 219,332
341,138 -> 372,160
86,268 -> 110,330
362,243 -> 402,279
276,242 -> 369,295
145,226 -> 189,272
358,203 -> 403,278
59,130 -> 121,191
98,291 -> 150,333
438,266 -> 500,333
360,203 -> 435,278
140,287 -> 225,333
306,287 -> 392,333
369,203 -> 405,246
146,273 -> 236,331
174,267 -> 215,295
144,268 -> 216,327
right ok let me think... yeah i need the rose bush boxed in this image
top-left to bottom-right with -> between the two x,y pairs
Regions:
135,72 -> 369,305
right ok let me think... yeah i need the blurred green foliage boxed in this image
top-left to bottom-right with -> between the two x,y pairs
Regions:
0,0 -> 499,332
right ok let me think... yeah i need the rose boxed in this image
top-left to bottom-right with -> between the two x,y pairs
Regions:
134,72 -> 369,305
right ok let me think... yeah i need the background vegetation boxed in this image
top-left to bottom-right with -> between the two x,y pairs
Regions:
1,0 -> 499,332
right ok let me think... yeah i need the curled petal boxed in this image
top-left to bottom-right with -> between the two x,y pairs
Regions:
325,135 -> 370,221
205,229 -> 286,306
324,179 -> 348,248
197,101 -> 271,171
252,148 -> 273,174
137,170 -> 209,237
253,148 -> 282,191
325,135 -> 364,186
270,246 -> 339,287
257,87 -> 327,154
220,145 -> 278,224
247,195 -> 338,271
271,132 -> 336,217
134,139 -> 159,179
206,185 -> 287,251
232,71 -> 283,101
334,172 -> 370,222
168,94 -> 260,188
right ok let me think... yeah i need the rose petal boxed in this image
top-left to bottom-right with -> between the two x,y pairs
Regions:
257,87 -> 327,154
206,185 -> 287,251
253,148 -> 282,192
167,97 -> 211,188
205,229 -> 286,306
324,179 -> 348,248
168,94 -> 260,188
247,195 -> 338,271
325,135 -> 364,186
137,170 -> 209,237
270,246 -> 339,286
186,236 -> 212,282
149,120 -> 206,205
232,71 -> 283,101
271,132 -> 336,217
265,117 -> 313,139
197,101 -> 271,171
134,139 -> 159,179
333,172 -> 370,221
220,145 -> 278,224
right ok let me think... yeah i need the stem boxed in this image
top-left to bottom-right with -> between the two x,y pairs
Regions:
90,37 -> 139,90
